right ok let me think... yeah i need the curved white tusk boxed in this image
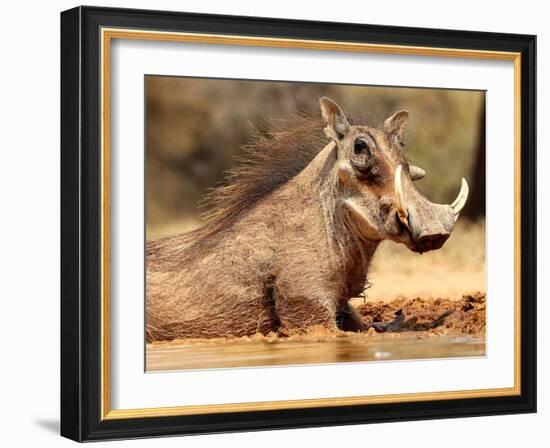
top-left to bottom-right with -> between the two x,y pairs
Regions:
451,177 -> 469,220
394,165 -> 409,227
409,165 -> 426,181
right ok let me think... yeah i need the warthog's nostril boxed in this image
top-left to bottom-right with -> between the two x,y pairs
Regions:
416,231 -> 450,253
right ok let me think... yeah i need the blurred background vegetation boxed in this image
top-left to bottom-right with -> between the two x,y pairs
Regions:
146,76 -> 485,239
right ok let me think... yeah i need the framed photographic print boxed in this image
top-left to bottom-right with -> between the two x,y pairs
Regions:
60,6 -> 537,442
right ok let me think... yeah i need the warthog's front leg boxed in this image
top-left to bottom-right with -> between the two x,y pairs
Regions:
364,308 -> 454,333
337,303 -> 454,333
337,302 -> 369,332
364,309 -> 406,332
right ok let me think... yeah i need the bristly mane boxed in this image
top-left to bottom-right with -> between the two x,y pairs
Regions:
147,109 -> 375,276
198,112 -> 328,235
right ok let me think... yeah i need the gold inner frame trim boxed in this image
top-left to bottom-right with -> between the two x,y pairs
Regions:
100,27 -> 522,421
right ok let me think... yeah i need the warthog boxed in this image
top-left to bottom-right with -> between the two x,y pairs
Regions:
146,98 -> 468,342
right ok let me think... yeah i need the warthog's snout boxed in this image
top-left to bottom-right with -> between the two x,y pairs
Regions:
415,230 -> 450,252
394,165 -> 469,253
407,203 -> 455,253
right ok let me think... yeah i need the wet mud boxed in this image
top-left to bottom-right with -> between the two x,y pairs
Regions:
355,292 -> 486,336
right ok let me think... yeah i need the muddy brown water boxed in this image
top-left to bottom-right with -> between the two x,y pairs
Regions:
146,335 -> 485,371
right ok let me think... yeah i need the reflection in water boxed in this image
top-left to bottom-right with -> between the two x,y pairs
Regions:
146,336 -> 485,372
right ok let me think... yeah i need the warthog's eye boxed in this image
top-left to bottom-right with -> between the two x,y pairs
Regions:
354,138 -> 372,157
350,137 -> 381,185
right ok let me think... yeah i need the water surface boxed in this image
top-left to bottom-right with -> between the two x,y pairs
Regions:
146,335 -> 485,372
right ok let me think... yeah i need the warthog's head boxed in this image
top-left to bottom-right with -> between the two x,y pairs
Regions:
320,97 -> 469,253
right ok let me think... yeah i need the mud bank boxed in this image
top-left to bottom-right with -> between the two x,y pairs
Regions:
355,292 -> 486,337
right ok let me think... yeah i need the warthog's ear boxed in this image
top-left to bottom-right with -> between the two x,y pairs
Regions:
320,97 -> 351,141
382,110 -> 409,145
409,165 -> 426,181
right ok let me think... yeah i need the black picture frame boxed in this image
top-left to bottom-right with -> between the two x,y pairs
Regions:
61,5 -> 536,442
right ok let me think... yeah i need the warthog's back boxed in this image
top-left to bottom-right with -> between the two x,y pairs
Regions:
145,207 -> 283,341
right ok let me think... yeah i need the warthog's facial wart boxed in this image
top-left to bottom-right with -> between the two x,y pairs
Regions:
320,96 -> 469,254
